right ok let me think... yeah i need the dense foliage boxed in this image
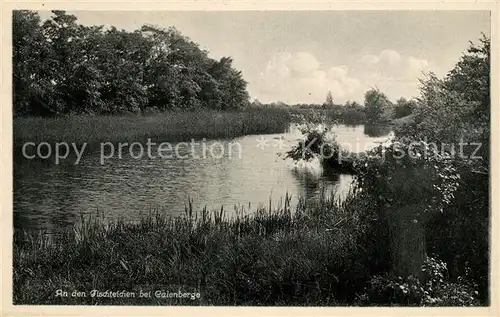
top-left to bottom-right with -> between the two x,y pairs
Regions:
364,89 -> 394,123
285,35 -> 490,305
342,101 -> 366,124
396,34 -> 490,303
393,98 -> 417,119
13,10 -> 250,116
359,256 -> 480,306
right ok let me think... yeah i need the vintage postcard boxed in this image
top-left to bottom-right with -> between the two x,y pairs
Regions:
1,1 -> 498,316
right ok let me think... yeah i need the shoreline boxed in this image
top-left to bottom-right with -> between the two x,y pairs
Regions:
13,196 -> 370,305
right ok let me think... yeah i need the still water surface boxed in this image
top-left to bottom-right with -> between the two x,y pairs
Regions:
14,124 -> 392,232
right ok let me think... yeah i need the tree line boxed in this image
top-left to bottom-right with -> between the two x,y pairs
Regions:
251,90 -> 417,125
13,10 -> 250,116
320,89 -> 417,123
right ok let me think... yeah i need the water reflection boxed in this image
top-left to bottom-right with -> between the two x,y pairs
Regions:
364,124 -> 393,138
14,124 -> 391,232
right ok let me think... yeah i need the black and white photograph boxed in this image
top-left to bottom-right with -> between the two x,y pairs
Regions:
5,4 -> 496,311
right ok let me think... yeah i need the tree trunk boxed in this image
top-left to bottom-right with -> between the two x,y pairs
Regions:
389,203 -> 427,278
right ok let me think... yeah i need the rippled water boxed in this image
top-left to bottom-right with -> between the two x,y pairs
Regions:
14,124 -> 392,232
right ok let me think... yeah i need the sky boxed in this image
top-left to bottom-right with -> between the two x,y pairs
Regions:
38,10 -> 491,104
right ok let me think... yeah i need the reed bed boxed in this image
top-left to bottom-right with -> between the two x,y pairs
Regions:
13,108 -> 294,152
13,190 -> 378,306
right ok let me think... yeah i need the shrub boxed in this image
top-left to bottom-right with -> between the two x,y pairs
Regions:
358,256 -> 480,306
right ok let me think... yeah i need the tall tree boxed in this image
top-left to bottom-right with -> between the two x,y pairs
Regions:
12,11 -> 251,115
364,89 -> 394,123
13,10 -> 50,115
325,90 -> 334,107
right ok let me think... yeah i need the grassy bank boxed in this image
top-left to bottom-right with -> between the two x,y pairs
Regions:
13,190 -> 483,306
13,108 -> 293,152
14,193 -> 380,306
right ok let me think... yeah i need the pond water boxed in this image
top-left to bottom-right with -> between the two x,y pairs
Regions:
13,124 -> 392,232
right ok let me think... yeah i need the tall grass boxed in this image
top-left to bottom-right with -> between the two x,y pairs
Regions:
13,108 -> 293,152
13,190 -> 379,306
13,107 -> 360,151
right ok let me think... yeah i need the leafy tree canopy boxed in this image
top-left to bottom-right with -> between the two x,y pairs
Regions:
13,10 -> 250,116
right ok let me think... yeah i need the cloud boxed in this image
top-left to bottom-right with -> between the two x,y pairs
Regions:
253,49 -> 431,104
288,52 -> 320,75
356,49 -> 431,100
406,56 -> 429,77
361,49 -> 430,80
361,54 -> 379,65
258,52 -> 360,104
379,49 -> 401,67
